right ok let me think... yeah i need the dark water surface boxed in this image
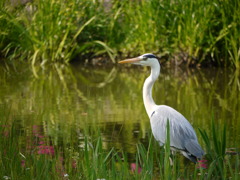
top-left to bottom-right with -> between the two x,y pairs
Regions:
0,62 -> 239,158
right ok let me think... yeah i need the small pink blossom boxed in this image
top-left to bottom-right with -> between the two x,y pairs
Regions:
21,160 -> 26,167
37,146 -> 55,155
197,159 -> 208,169
130,163 -> 142,173
72,160 -> 77,168
39,141 -> 45,145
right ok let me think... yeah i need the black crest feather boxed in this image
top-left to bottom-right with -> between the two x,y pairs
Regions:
142,53 -> 157,59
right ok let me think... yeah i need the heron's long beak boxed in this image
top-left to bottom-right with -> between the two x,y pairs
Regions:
118,57 -> 141,64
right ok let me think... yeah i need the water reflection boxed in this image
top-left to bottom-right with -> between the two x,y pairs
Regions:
0,62 -> 239,157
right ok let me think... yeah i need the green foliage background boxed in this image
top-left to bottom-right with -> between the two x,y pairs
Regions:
0,0 -> 240,67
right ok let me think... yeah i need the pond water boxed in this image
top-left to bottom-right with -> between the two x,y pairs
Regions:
0,62 -> 239,159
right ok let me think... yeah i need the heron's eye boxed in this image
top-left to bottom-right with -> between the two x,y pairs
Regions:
143,57 -> 147,61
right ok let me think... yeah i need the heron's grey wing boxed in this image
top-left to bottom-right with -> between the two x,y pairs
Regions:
185,139 -> 204,158
150,105 -> 204,158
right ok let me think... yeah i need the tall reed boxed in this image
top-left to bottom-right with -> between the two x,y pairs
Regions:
0,0 -> 240,67
1,115 -> 239,179
0,0 -> 114,65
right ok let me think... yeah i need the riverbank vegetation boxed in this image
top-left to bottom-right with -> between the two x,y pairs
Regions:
0,65 -> 239,179
1,113 -> 239,179
0,0 -> 239,68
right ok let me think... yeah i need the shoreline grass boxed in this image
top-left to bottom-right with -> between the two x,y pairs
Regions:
0,0 -> 239,68
1,113 -> 239,179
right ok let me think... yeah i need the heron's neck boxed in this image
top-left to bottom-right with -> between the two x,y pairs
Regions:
143,64 -> 160,118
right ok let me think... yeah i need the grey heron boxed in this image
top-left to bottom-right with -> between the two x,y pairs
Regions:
118,53 -> 204,163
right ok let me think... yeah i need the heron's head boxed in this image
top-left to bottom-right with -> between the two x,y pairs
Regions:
118,53 -> 159,67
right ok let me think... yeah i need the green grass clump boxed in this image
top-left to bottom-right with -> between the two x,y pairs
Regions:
1,0 -> 240,68
0,0 -> 115,65
1,110 -> 238,179
120,0 -> 240,67
0,118 -> 239,179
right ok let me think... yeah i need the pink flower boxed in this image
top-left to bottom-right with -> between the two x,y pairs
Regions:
38,141 -> 45,145
130,163 -> 142,173
72,160 -> 77,168
37,146 -> 55,155
21,160 -> 26,167
197,159 -> 208,169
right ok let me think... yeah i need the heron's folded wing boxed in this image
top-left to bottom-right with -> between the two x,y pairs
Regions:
150,105 -> 199,151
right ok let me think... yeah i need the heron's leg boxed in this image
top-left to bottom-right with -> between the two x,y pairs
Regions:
169,156 -> 173,166
169,150 -> 176,166
163,147 -> 175,166
171,150 -> 176,155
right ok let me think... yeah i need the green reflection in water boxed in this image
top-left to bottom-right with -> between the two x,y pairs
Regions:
0,62 -> 239,158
